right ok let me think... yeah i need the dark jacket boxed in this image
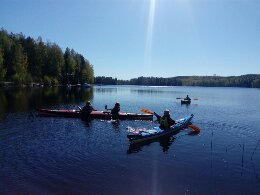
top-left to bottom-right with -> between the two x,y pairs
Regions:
111,105 -> 120,119
154,112 -> 175,130
82,105 -> 95,115
184,96 -> 191,101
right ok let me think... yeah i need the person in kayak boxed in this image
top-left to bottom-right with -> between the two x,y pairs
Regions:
154,109 -> 176,130
81,101 -> 96,115
184,95 -> 191,101
111,102 -> 120,119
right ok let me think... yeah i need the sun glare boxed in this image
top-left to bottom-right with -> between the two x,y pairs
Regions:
144,0 -> 156,74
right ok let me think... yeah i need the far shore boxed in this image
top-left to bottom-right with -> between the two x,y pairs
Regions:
1,81 -> 260,89
0,82 -> 94,88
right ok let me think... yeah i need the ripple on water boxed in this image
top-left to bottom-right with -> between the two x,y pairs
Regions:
1,87 -> 260,194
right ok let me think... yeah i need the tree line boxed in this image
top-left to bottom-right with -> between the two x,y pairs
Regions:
0,28 -> 94,86
95,74 -> 260,88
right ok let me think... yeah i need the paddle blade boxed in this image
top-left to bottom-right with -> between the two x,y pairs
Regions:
193,98 -> 199,100
140,108 -> 154,115
176,98 -> 182,99
188,124 -> 200,132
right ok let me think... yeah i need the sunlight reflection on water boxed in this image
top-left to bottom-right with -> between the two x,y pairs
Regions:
0,86 -> 260,194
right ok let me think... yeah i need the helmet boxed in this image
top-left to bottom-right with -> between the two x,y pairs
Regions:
164,109 -> 170,115
115,102 -> 120,106
86,101 -> 91,105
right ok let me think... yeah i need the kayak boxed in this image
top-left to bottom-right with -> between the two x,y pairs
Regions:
37,108 -> 153,120
181,99 -> 191,104
127,114 -> 194,144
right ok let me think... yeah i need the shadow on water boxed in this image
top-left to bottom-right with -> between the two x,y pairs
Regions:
131,88 -> 177,95
127,128 -> 201,154
103,119 -> 121,132
94,87 -> 117,93
0,86 -> 94,120
111,120 -> 120,130
127,135 -> 175,154
81,118 -> 93,128
82,117 -> 121,131
126,128 -> 183,154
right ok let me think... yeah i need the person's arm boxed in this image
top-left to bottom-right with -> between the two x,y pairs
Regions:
168,117 -> 176,126
114,107 -> 120,114
111,107 -> 116,114
154,112 -> 161,121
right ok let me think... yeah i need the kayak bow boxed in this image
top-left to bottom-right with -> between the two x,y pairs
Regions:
127,114 -> 194,144
37,108 -> 153,120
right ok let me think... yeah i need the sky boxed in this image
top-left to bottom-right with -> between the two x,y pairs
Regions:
1,0 -> 260,79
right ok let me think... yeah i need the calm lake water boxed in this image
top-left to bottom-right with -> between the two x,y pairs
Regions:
0,85 -> 260,194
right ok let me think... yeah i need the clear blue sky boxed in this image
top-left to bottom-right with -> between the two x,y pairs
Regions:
1,0 -> 260,79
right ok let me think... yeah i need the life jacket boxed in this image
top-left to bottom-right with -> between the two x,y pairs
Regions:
160,117 -> 169,129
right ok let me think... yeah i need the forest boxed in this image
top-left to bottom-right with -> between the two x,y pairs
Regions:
95,75 -> 260,88
0,29 -> 94,86
1,28 -> 259,88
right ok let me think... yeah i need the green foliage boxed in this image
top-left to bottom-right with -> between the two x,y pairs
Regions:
97,75 -> 260,88
64,48 -> 76,75
95,76 -> 117,85
85,63 -> 94,83
11,43 -> 28,84
0,47 -> 6,81
44,43 -> 64,79
43,75 -> 52,86
252,79 -> 260,88
0,29 -> 14,80
63,48 -> 94,84
34,37 -> 47,81
0,29 -> 94,86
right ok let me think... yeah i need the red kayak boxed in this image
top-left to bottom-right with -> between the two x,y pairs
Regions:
36,108 -> 153,120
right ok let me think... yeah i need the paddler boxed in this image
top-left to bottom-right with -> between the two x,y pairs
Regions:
111,102 -> 120,119
82,101 -> 96,115
184,95 -> 191,101
154,109 -> 176,130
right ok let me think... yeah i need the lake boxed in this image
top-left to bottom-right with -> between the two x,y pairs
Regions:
0,85 -> 260,194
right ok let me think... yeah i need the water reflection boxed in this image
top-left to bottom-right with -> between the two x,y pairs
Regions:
181,103 -> 190,107
127,128 -> 200,154
127,134 -> 176,154
111,120 -> 120,130
130,88 -> 177,94
81,118 -> 93,128
1,86 -> 260,194
100,119 -> 121,131
0,86 -> 94,120
94,87 -> 117,93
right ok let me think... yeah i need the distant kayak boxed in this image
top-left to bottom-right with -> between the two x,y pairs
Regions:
37,108 -> 153,120
181,99 -> 191,104
127,114 -> 194,144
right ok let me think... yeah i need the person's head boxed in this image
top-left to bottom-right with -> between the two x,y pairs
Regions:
163,109 -> 170,117
86,101 -> 91,106
186,95 -> 189,97
115,102 -> 120,107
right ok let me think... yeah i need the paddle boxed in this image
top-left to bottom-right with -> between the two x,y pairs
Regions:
176,97 -> 198,100
105,105 -> 112,110
141,108 -> 200,132
77,106 -> 82,111
140,108 -> 154,115
188,124 -> 200,132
